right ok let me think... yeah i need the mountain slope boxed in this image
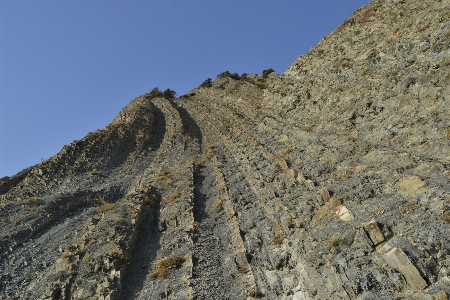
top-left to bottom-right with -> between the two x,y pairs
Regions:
1,0 -> 449,299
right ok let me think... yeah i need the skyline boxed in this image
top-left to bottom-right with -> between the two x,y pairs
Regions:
0,0 -> 370,177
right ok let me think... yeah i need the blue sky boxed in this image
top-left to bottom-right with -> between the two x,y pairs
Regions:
0,0 -> 369,177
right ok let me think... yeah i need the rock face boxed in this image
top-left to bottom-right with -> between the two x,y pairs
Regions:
1,0 -> 450,299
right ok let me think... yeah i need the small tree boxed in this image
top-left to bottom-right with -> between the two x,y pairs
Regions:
200,78 -> 213,88
262,68 -> 275,78
163,89 -> 176,99
217,71 -> 240,80
240,73 -> 248,80
148,87 -> 163,98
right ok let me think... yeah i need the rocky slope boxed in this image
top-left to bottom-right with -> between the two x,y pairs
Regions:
1,0 -> 450,299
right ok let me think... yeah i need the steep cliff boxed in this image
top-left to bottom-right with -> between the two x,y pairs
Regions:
1,0 -> 449,299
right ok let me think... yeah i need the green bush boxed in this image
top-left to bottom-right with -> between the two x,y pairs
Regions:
262,68 -> 275,78
163,89 -> 176,99
148,87 -> 163,98
217,71 -> 240,80
200,78 -> 213,88
147,87 -> 177,99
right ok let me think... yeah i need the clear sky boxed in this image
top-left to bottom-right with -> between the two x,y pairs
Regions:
0,0 -> 369,178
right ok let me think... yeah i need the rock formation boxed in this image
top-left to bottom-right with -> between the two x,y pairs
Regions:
1,0 -> 449,299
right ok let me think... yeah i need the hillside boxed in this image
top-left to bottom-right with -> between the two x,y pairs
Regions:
1,0 -> 450,299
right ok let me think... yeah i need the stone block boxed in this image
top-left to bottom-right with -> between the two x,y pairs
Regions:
265,270 -> 281,289
281,274 -> 296,290
376,242 -> 392,255
319,188 -> 331,203
362,220 -> 384,245
399,263 -> 427,291
396,176 -> 427,199
235,251 -> 248,270
296,172 -> 306,184
336,206 -> 354,221
316,194 -> 324,206
304,179 -> 314,190
412,291 -> 448,300
433,292 -> 448,300
313,198 -> 342,221
279,159 -> 288,170
384,247 -> 411,269
285,168 -> 298,178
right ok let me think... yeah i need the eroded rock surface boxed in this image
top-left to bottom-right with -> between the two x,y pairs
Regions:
1,0 -> 449,299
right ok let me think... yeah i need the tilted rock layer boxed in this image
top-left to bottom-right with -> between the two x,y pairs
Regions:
1,0 -> 450,299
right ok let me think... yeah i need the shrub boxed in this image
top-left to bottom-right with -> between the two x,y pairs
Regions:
88,169 -> 105,177
96,197 -> 115,213
329,234 -> 340,247
442,211 -> 450,223
445,128 -> 450,139
200,78 -> 212,88
248,289 -> 263,298
163,89 -> 176,99
147,88 -> 177,99
212,197 -> 225,210
148,87 -> 163,98
217,71 -> 240,80
26,197 -> 41,206
272,235 -> 283,246
148,254 -> 186,279
262,68 -> 275,78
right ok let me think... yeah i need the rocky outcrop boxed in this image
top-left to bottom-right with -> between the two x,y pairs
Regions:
1,0 -> 449,299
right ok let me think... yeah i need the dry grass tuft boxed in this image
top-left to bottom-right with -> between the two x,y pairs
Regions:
341,61 -> 351,68
281,147 -> 293,156
165,193 -> 178,203
212,197 -> 225,210
205,145 -> 217,158
113,217 -> 122,224
402,203 -> 420,213
147,254 -> 186,280
62,245 -> 77,259
329,235 -> 340,248
97,198 -> 115,213
442,211 -> 450,223
127,208 -> 139,219
340,169 -> 351,180
248,289 -> 263,298
88,169 -> 105,177
415,24 -> 429,33
26,197 -> 41,206
272,235 -> 283,246
157,170 -> 172,185
444,128 -> 450,139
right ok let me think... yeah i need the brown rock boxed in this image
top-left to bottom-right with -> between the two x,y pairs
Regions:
362,220 -> 384,245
